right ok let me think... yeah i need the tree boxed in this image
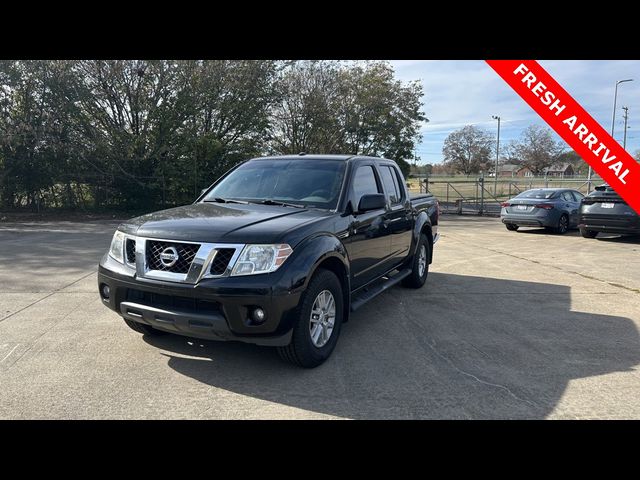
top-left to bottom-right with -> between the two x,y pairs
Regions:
269,61 -> 343,154
432,163 -> 454,175
442,125 -> 494,174
509,125 -> 566,175
72,60 -> 278,206
556,150 -> 586,175
0,60 -> 424,211
70,60 -> 199,208
0,60 -> 85,209
269,61 -> 425,177
335,62 -> 425,163
172,60 -> 278,200
409,163 -> 433,176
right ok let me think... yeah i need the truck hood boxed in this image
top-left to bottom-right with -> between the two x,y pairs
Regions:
119,202 -> 332,244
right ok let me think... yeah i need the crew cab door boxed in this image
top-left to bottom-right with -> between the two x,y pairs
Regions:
345,163 -> 393,290
378,164 -> 413,263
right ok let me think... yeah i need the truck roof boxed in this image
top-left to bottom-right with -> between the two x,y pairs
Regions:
249,154 -> 398,163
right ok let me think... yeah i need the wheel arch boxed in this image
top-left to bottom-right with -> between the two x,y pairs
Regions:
413,212 -> 434,264
311,256 -> 351,324
281,234 -> 351,324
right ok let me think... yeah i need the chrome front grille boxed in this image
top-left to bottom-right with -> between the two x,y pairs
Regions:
117,235 -> 244,284
125,238 -> 136,265
146,240 -> 200,274
210,248 -> 236,275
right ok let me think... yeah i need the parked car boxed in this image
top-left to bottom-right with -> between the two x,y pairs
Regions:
500,188 -> 585,234
98,155 -> 439,368
578,184 -> 639,238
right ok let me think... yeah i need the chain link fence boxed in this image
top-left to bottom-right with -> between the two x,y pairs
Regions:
3,170 -> 605,217
408,174 -> 602,216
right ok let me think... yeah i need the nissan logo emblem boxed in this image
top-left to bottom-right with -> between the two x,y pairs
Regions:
159,246 -> 179,267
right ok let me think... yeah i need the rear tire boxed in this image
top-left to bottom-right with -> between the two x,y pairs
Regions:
580,227 -> 598,238
277,269 -> 343,368
402,233 -> 430,288
123,318 -> 167,336
554,214 -> 569,234
505,223 -> 519,231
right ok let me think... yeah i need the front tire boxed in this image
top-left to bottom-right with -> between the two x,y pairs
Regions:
505,223 -> 519,231
580,227 -> 598,238
123,318 -> 167,336
277,269 -> 343,368
402,233 -> 430,288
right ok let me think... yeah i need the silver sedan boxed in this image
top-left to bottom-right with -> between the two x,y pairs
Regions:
501,188 -> 585,234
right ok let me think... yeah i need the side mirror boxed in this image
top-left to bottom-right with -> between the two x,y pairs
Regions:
357,193 -> 386,213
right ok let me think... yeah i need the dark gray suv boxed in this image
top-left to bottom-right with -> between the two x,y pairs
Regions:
500,188 -> 585,234
579,184 -> 639,238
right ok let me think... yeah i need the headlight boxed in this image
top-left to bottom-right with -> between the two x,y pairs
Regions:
108,230 -> 125,263
231,244 -> 293,276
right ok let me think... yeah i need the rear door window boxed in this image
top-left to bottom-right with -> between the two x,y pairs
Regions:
379,166 -> 401,205
391,167 -> 406,202
570,191 -> 584,202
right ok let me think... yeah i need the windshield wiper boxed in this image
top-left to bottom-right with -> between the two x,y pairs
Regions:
205,197 -> 249,204
252,199 -> 306,209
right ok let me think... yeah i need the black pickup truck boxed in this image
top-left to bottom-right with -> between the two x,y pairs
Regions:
98,154 -> 439,367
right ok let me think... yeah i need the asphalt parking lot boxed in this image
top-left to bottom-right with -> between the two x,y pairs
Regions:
1,216 -> 639,419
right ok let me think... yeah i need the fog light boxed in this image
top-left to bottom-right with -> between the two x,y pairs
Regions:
100,284 -> 110,300
252,307 -> 266,324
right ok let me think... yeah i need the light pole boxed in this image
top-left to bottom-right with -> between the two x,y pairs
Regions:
588,78 -> 633,191
612,80 -> 633,137
622,106 -> 629,151
492,115 -> 501,195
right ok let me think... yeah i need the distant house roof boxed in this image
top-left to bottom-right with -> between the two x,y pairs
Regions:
543,163 -> 573,174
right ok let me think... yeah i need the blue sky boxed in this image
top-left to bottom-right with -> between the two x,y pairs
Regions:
389,60 -> 640,165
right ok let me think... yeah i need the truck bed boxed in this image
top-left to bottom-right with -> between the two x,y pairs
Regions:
410,193 -> 434,201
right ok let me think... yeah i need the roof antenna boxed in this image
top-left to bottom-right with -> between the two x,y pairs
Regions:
298,152 -> 306,156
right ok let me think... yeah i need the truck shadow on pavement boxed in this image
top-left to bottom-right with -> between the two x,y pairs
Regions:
143,272 -> 640,419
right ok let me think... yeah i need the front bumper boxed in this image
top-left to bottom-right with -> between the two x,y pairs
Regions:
98,256 -> 298,346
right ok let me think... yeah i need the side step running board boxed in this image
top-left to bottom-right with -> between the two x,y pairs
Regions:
350,268 -> 412,312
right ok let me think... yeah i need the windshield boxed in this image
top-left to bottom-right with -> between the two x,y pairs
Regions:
204,158 -> 346,209
516,189 -> 558,199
